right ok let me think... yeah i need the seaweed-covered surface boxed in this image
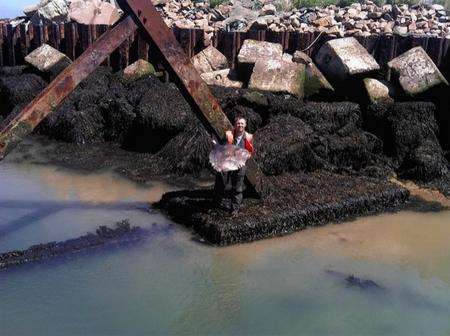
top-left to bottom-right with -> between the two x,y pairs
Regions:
418,172 -> 450,197
156,171 -> 410,246
364,102 -> 448,182
0,221 -> 148,271
0,73 -> 47,118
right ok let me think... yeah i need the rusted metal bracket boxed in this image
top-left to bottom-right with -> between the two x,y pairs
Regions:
0,0 -> 263,195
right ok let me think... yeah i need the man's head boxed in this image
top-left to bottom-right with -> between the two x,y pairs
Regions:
234,116 -> 246,134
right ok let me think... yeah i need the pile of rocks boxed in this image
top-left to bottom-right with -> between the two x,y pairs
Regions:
6,0 -> 449,39
12,35 -> 450,100
189,36 -> 448,100
155,0 -> 450,38
7,0 -> 120,26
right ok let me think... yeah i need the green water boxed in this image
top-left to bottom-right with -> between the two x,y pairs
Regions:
1,145 -> 450,335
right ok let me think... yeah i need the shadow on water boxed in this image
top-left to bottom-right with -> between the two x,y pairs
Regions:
0,200 -> 152,238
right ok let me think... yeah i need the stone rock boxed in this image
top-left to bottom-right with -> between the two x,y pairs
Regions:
431,4 -> 445,11
238,40 -> 283,65
174,19 -> 195,29
24,44 -> 72,78
23,4 -> 39,16
69,0 -> 121,25
314,37 -> 380,85
122,59 -> 156,81
152,0 -> 167,6
200,69 -> 243,88
149,1 -> 450,38
261,4 -> 276,16
393,25 -> 408,35
313,16 -> 334,27
33,0 -> 69,22
191,45 -> 228,74
292,50 -> 334,97
282,53 -> 293,62
363,78 -> 394,104
249,58 -> 305,96
388,46 -> 449,96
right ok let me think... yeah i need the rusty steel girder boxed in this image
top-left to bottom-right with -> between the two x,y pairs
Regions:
0,15 -> 138,160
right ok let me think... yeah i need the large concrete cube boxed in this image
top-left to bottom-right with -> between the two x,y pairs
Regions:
237,40 -> 283,65
388,46 -> 449,96
191,45 -> 228,74
315,37 -> 380,85
249,58 -> 305,96
24,44 -> 72,78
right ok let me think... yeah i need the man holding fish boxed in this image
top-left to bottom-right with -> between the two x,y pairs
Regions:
210,116 -> 254,216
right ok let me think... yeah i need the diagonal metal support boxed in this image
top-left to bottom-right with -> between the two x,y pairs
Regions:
0,15 -> 138,159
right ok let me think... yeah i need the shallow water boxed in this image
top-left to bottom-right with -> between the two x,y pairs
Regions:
1,144 -> 450,335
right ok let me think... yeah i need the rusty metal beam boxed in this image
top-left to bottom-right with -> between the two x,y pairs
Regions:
0,15 -> 138,160
117,0 -> 262,194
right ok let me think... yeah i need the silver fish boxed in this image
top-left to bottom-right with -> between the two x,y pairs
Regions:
209,144 -> 251,172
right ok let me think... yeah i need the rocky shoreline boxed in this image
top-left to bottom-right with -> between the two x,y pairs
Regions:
4,0 -> 450,39
158,0 -> 450,39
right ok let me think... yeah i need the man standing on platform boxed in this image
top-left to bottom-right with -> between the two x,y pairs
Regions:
214,116 -> 254,216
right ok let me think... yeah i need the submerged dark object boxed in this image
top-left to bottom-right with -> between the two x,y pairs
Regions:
346,275 -> 384,290
155,171 -> 410,245
0,220 -> 146,271
326,269 -> 384,291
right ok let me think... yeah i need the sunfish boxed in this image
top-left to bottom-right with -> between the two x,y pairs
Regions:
209,144 -> 251,172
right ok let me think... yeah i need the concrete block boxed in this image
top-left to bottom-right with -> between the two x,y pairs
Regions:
388,46 -> 449,96
315,37 -> 380,85
123,59 -> 156,81
25,44 -> 72,78
293,50 -> 334,97
237,39 -> 283,65
249,58 -> 305,96
364,78 -> 394,104
191,45 -> 228,74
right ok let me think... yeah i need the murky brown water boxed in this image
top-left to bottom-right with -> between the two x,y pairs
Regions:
1,139 -> 449,335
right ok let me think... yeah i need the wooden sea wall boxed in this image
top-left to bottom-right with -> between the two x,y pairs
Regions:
1,22 -> 450,76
